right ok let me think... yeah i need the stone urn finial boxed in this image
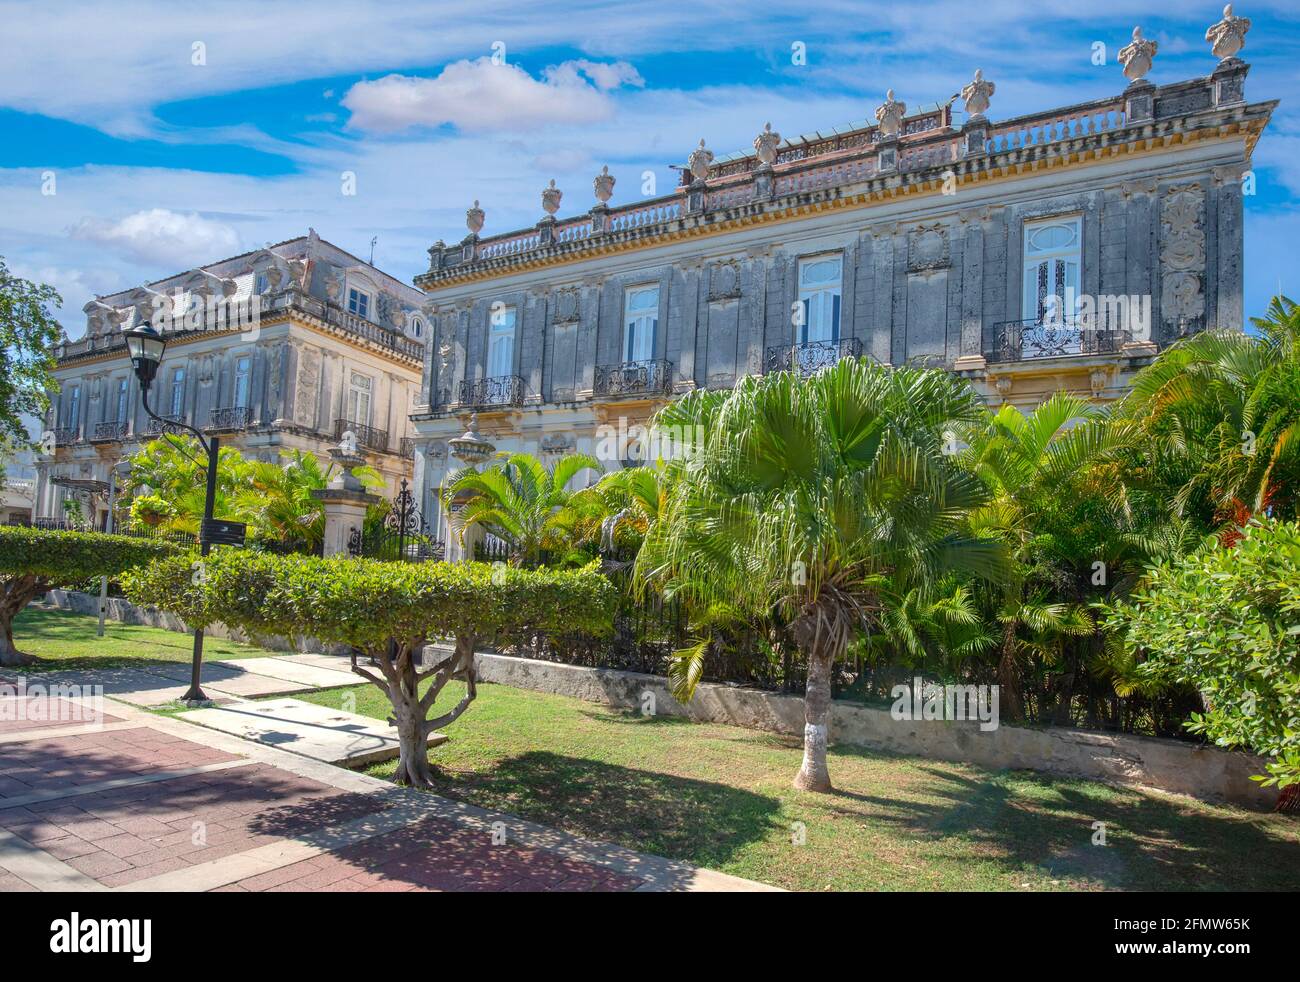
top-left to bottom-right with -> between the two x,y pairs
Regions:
542,179 -> 562,216
1118,27 -> 1158,83
593,165 -> 615,203
687,138 -> 713,182
753,122 -> 781,166
1206,4 -> 1251,61
448,412 -> 496,467
875,89 -> 906,139
466,199 -> 485,235
961,70 -> 995,119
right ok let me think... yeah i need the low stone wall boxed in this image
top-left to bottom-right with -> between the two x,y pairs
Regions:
41,590 -> 351,656
473,652 -> 1279,811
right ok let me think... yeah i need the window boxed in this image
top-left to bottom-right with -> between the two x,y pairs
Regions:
255,272 -> 270,295
798,256 -> 842,344
169,368 -> 185,417
1022,216 -> 1081,324
409,317 -> 424,340
67,385 -> 81,428
623,286 -> 659,362
347,372 -> 372,424
487,304 -> 516,378
114,378 -> 128,423
347,287 -> 371,320
233,356 -> 251,409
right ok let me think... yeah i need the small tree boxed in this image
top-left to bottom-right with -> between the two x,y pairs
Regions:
0,258 -> 62,479
126,551 -> 617,787
0,527 -> 175,666
1106,520 -> 1300,808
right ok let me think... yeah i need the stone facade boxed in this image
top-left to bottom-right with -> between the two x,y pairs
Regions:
406,42 -> 1273,543
35,232 -> 426,526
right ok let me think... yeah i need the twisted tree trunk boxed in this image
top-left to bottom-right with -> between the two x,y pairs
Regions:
0,575 -> 41,667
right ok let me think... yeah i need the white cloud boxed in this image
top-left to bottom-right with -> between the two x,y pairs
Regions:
342,58 -> 643,133
69,208 -> 241,267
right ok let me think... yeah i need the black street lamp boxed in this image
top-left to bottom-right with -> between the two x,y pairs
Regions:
124,323 -> 221,704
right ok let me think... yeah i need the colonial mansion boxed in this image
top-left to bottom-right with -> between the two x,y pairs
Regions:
35,8 -> 1275,552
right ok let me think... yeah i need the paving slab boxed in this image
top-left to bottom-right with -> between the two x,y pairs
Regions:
177,698 -> 447,768
31,668 -> 198,708
211,657 -> 360,690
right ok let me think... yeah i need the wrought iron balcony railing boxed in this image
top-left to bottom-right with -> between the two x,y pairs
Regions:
142,414 -> 188,437
765,338 -> 864,376
399,436 -> 417,459
209,406 -> 252,431
50,427 -> 79,447
459,375 -> 525,408
334,418 -> 390,453
90,420 -> 129,443
593,359 -> 674,398
984,317 -> 1132,363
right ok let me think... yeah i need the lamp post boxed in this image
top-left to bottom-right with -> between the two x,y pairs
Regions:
124,323 -> 219,704
96,459 -> 133,638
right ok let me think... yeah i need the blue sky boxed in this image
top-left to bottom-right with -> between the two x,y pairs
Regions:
0,0 -> 1296,334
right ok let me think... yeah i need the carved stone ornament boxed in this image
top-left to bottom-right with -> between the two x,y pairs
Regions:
540,432 -> 576,455
961,70 -> 995,119
553,287 -> 581,324
687,139 -> 713,182
294,347 -> 320,426
907,224 -> 950,272
593,165 -> 615,203
753,122 -> 781,166
707,261 -> 742,302
1206,4 -> 1251,61
874,90 -> 906,139
1160,184 -> 1206,328
466,200 -> 485,235
1119,27 -> 1158,83
542,179 -> 562,216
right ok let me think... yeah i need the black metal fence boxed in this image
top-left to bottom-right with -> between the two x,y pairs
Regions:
348,478 -> 444,562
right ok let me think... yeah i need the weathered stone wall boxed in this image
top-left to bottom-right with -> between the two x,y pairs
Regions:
471,651 -> 1278,811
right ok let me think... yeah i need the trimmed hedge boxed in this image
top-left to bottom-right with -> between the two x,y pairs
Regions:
122,549 -> 617,654
123,549 -> 618,786
0,526 -> 178,664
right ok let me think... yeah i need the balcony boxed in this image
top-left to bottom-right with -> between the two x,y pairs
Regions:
209,406 -> 252,431
765,338 -> 864,376
50,427 -> 79,447
334,418 -> 390,453
90,420 -> 129,443
594,359 -> 674,399
399,436 -> 417,459
984,317 -> 1131,364
142,414 -> 188,437
459,375 -> 525,409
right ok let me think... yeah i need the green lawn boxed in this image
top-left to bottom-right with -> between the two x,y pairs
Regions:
11,606 -> 278,672
293,679 -> 1300,892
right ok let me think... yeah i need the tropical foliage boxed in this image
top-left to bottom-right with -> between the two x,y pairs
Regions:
0,258 -> 61,479
123,436 -> 383,552
1106,520 -> 1300,794
441,451 -> 603,565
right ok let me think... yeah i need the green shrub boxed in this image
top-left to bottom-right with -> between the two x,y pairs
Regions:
1106,520 -> 1300,791
125,549 -> 617,786
0,527 -> 177,665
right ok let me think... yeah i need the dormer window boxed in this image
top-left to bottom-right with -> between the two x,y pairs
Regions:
255,272 -> 270,295
409,317 -> 424,340
347,286 -> 372,320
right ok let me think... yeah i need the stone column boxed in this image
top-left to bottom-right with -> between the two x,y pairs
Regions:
310,443 -> 380,558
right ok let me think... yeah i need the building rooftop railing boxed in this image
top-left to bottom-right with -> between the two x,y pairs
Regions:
418,58 -> 1272,288
53,289 -> 424,365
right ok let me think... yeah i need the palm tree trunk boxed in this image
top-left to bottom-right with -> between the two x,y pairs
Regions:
998,621 -> 1024,721
794,644 -> 834,792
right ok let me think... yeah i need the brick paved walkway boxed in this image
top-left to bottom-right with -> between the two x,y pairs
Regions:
0,682 -> 771,892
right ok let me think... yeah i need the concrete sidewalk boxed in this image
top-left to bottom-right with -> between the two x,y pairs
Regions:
0,678 -> 777,893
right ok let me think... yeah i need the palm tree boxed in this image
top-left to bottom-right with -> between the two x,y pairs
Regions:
238,450 -> 383,552
636,359 -> 1004,792
442,451 -> 603,566
1115,295 -> 1300,526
